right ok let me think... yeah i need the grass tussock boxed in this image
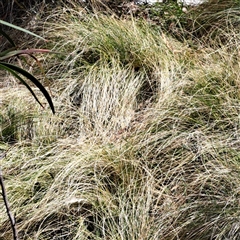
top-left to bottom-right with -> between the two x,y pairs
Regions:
1,1 -> 240,239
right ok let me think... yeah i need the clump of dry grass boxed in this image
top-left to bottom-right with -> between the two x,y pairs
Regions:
1,1 -> 240,240
182,0 -> 240,47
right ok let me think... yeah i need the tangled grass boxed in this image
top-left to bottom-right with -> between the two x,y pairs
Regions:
1,1 -> 240,239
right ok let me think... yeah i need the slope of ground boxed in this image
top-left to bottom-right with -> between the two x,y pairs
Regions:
0,1 -> 240,239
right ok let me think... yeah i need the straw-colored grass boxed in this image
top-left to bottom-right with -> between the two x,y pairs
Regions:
1,1 -> 240,239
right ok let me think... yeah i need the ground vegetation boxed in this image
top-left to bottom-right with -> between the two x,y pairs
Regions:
0,0 -> 240,239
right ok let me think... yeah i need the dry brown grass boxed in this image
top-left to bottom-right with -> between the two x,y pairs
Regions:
1,1 -> 240,239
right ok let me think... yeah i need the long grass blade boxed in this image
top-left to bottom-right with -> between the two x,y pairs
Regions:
0,20 -> 47,41
0,27 -> 16,47
0,62 -> 55,113
0,49 -> 51,61
0,63 -> 44,109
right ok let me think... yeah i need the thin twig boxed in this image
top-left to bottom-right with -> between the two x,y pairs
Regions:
0,161 -> 19,240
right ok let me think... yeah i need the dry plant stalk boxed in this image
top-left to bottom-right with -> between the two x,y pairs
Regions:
0,166 -> 19,240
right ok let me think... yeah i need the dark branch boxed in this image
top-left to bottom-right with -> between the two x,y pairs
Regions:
0,166 -> 19,240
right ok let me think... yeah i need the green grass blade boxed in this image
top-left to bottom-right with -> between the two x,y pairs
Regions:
0,62 -> 55,113
0,47 -> 17,59
0,49 -> 51,61
0,20 -> 47,41
0,63 -> 44,109
0,27 -> 16,47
